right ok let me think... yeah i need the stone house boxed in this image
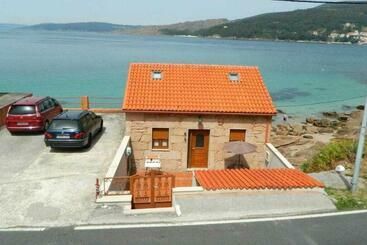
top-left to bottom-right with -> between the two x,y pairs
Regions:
122,63 -> 276,172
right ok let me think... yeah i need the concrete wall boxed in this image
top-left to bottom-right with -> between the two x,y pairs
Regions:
104,136 -> 131,193
265,143 -> 294,169
125,113 -> 272,172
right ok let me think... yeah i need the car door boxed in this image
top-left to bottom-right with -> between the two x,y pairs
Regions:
38,100 -> 49,121
40,99 -> 53,121
37,102 -> 45,118
79,116 -> 88,134
46,99 -> 58,120
83,114 -> 94,136
89,112 -> 100,134
51,98 -> 63,115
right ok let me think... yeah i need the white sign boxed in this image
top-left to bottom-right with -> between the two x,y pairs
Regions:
145,158 -> 161,168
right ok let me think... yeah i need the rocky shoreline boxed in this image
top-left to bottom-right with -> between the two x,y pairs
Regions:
271,105 -> 365,167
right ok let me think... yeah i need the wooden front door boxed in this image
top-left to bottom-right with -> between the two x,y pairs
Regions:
188,130 -> 209,168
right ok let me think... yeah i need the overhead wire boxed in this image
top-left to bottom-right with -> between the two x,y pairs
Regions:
273,0 -> 367,4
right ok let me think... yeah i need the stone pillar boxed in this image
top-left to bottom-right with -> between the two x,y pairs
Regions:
81,96 -> 90,110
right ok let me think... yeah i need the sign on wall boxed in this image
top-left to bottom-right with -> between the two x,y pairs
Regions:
145,154 -> 161,168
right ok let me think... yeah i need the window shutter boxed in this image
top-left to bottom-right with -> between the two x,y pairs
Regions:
152,128 -> 169,140
229,130 -> 246,142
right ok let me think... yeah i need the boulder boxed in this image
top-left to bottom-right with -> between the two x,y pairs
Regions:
319,128 -> 334,134
338,116 -> 349,122
304,125 -> 319,134
276,130 -> 289,136
291,124 -> 304,136
295,138 -> 311,145
271,136 -> 301,148
330,120 -> 341,128
356,105 -> 365,110
322,111 -> 338,118
277,124 -> 290,131
306,117 -> 317,124
314,118 -> 331,127
343,112 -> 352,116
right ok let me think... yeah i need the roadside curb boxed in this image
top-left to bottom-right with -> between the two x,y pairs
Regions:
1,209 -> 367,232
73,209 -> 367,230
0,227 -> 46,232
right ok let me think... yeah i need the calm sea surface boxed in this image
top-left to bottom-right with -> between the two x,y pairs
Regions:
0,30 -> 366,118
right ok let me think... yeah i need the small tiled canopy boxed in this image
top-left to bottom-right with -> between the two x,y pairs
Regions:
195,169 -> 324,191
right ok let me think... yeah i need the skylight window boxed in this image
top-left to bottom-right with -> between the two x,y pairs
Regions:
152,71 -> 162,80
229,72 -> 239,82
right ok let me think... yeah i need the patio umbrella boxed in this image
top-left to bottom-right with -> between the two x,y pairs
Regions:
224,141 -> 257,166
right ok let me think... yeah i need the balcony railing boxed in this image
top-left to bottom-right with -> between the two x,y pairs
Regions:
56,96 -> 123,110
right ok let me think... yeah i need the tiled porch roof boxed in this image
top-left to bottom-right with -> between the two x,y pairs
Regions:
195,169 -> 324,191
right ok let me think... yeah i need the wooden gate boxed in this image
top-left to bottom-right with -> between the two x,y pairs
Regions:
130,171 -> 175,209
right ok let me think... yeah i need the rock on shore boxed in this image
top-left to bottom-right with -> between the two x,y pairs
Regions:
271,106 -> 364,167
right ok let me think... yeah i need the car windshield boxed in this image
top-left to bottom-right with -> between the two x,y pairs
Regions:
9,105 -> 36,115
49,120 -> 79,130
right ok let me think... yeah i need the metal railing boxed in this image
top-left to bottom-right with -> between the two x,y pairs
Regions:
55,97 -> 81,107
56,96 -> 123,109
88,97 -> 123,108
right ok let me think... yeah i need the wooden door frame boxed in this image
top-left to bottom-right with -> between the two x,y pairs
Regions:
187,129 -> 210,169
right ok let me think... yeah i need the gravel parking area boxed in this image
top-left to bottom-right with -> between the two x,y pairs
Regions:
0,113 -> 124,227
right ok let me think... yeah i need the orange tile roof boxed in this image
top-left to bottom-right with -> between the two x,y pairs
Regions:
195,169 -> 324,191
123,63 -> 276,115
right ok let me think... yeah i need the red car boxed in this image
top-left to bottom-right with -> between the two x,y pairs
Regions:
6,96 -> 63,133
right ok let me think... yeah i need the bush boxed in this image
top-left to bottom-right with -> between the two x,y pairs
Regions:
302,139 -> 363,173
325,188 -> 367,210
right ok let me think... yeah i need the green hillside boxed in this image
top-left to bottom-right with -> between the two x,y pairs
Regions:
164,4 -> 367,43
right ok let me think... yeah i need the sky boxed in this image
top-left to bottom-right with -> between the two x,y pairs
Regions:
0,0 -> 320,25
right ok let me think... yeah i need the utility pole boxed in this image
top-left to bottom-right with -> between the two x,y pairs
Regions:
351,97 -> 367,192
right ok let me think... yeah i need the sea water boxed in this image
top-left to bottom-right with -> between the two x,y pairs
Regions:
0,30 -> 366,119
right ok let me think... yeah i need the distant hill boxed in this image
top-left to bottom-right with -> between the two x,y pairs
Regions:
20,19 -> 228,36
167,4 -> 367,44
116,19 -> 229,36
0,24 -> 25,31
15,5 -> 367,44
21,22 -> 139,32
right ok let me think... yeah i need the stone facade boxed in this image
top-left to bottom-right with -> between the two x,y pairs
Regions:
125,113 -> 272,172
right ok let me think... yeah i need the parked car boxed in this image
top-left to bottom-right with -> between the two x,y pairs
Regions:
44,110 -> 103,149
6,96 -> 63,134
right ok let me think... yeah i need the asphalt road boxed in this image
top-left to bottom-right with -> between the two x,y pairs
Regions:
1,212 -> 366,245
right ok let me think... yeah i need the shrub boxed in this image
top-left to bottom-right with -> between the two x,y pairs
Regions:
325,188 -> 367,210
302,139 -> 364,173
